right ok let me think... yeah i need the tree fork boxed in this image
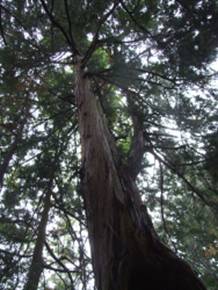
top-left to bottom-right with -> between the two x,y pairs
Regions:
75,60 -> 207,290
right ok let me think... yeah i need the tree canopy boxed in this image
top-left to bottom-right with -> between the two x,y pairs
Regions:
0,1 -> 218,289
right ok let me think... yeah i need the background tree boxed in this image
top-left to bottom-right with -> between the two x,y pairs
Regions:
0,0 -> 218,289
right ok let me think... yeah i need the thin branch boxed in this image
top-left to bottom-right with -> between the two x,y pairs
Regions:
45,241 -> 74,286
0,3 -> 50,54
159,163 -> 178,253
92,68 -> 177,90
82,0 -> 120,66
64,0 -> 74,46
44,263 -> 76,274
40,0 -> 79,55
133,67 -> 180,85
0,1 -> 7,45
120,0 -> 153,38
144,131 -> 218,209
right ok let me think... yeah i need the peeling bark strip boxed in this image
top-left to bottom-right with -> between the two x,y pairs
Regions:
75,60 -> 207,290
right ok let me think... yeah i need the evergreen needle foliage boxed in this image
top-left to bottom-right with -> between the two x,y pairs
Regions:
0,1 -> 218,290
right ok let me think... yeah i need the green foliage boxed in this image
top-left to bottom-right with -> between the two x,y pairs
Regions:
88,47 -> 111,70
0,222 -> 27,243
0,0 -> 218,289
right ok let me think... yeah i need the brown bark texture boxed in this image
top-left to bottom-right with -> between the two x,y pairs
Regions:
75,60 -> 207,290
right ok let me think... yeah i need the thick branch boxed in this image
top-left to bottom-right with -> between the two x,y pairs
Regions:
63,0 -> 74,44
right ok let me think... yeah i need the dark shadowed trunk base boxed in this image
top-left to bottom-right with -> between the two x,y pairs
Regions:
75,60 -> 207,290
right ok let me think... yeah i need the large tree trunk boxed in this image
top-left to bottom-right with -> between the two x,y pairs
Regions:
75,60 -> 207,290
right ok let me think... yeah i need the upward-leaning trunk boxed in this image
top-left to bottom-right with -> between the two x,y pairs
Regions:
23,191 -> 51,290
75,59 -> 207,290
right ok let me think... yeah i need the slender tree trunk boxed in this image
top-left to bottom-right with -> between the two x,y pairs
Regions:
0,124 -> 24,190
0,141 -> 18,188
75,60 -> 207,290
23,190 -> 51,290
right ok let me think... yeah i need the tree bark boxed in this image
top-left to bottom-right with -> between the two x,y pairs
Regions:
75,60 -> 207,290
23,190 -> 51,290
